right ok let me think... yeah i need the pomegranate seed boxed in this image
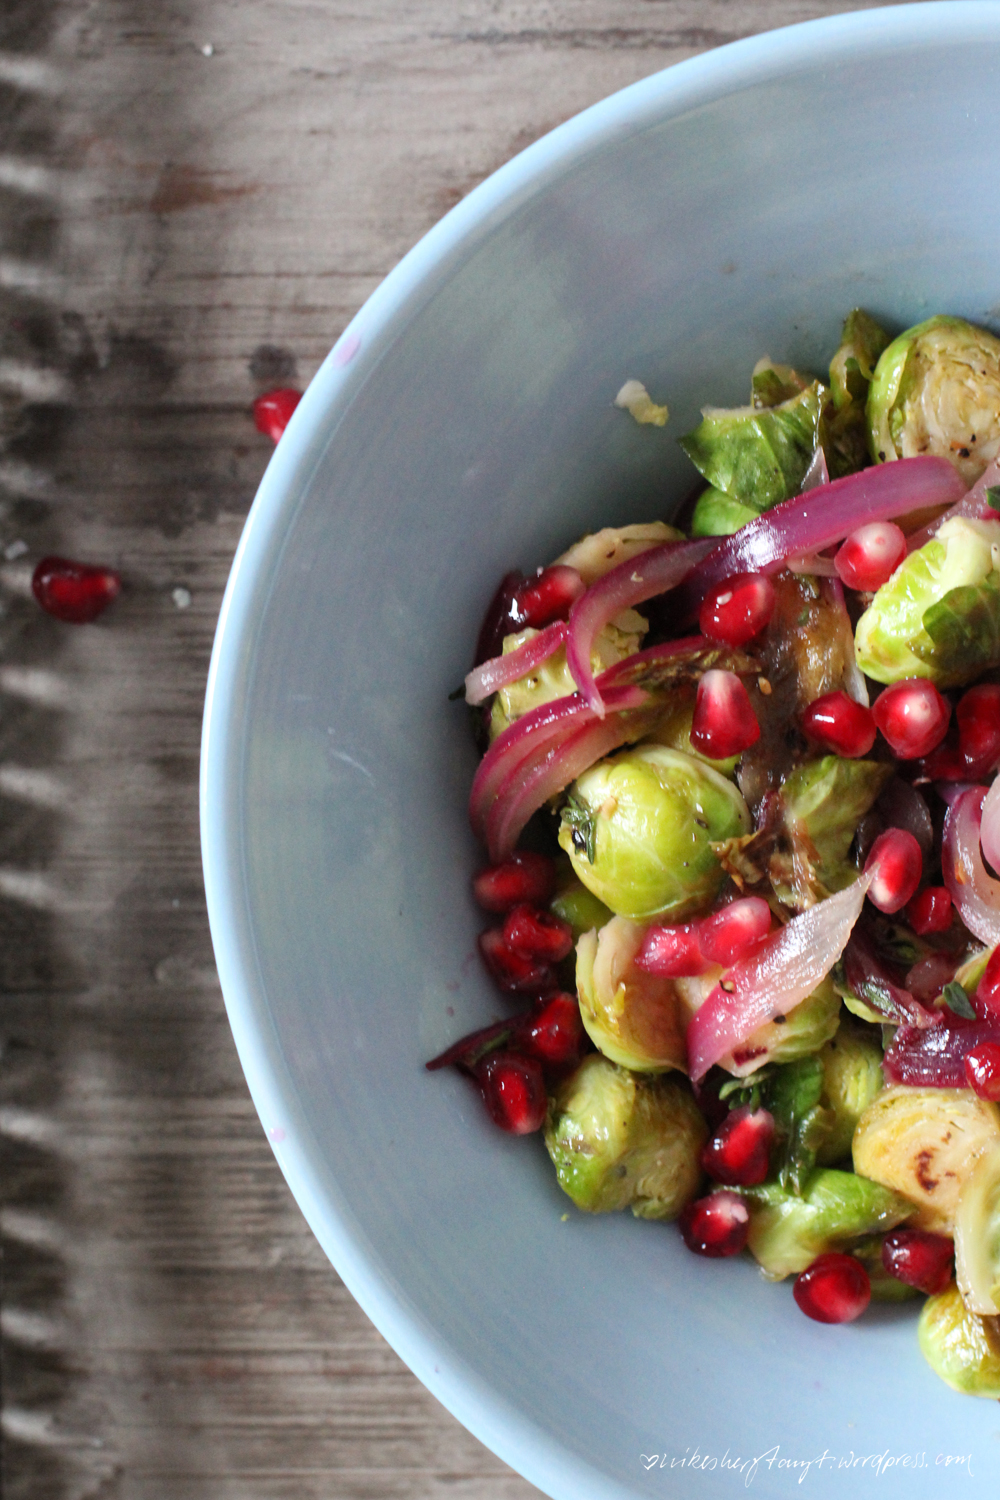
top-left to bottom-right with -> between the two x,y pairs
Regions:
474,570 -> 525,666
253,387 -> 301,442
635,923 -> 706,977
834,521 -> 907,592
691,1070 -> 731,1131
793,1252 -> 871,1324
503,903 -> 574,963
31,556 -> 121,624
872,679 -> 951,760
478,927 -> 557,994
701,1106 -> 774,1186
698,898 -> 771,968
678,1191 -> 749,1257
518,993 -> 585,1069
956,684 -> 1000,775
510,565 -> 585,630
472,851 -> 556,912
975,948 -> 1000,1022
425,1017 -> 514,1073
965,1042 -> 1000,1101
905,886 -> 952,935
698,573 -> 776,647
864,828 -> 923,914
800,691 -> 877,758
475,1051 -> 547,1133
691,670 -> 760,759
881,1228 -> 954,1295
905,952 -> 956,1002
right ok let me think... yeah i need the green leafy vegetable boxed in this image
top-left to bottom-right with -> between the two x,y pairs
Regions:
943,981 -> 977,1020
679,381 -> 825,515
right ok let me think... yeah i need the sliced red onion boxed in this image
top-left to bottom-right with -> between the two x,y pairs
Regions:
884,1017 -> 1000,1088
464,621 -> 567,706
469,692 -> 602,837
671,456 -> 966,621
686,872 -> 872,1081
842,926 -> 938,1028
565,538 -> 716,715
593,633 -> 714,690
942,786 -> 1000,947
800,445 -> 831,492
935,780 -> 978,807
906,452 -> 1000,551
877,778 -> 934,855
982,776 -> 1000,877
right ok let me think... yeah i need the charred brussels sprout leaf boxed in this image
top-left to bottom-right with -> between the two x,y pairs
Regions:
919,1283 -> 1000,1398
679,382 -> 825,515
867,314 -> 1000,485
751,357 -> 812,409
740,1169 -> 914,1279
544,1054 -> 706,1217
557,745 -> 751,922
576,917 -> 687,1073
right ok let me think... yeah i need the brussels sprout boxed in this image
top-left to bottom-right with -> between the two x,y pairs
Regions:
690,487 -> 760,538
867,314 -> 1000,486
545,1053 -> 707,1217
722,978 -> 842,1079
679,381 -> 825,515
557,745 -> 751,922
751,357 -> 812,409
955,1143 -> 1000,1315
576,917 -> 686,1073
740,1169 -> 914,1280
919,1282 -> 1000,1398
490,613 -> 647,738
852,1086 -> 1000,1233
854,515 -> 1000,687
829,308 -> 891,411
550,875 -> 612,941
553,522 -> 683,586
851,1234 -> 920,1302
646,693 -> 738,777
815,1023 -> 884,1165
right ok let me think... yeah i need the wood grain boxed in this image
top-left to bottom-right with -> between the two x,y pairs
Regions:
0,3 -> 903,1497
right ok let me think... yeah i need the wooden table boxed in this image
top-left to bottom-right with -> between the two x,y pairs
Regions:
1,4 -> 900,1496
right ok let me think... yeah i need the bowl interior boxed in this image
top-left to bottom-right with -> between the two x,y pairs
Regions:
203,7 -> 1000,1495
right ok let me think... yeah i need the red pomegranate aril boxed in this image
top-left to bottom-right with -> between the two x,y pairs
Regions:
793,1252 -> 870,1324
698,897 -> 772,968
872,679 -> 951,760
881,1228 -> 954,1295
701,1106 -> 774,1187
252,387 -> 301,442
503,903 -> 574,963
425,1017 -> 514,1073
473,569 -> 525,666
800,691 -> 877,758
31,556 -> 121,624
472,851 -> 556,912
864,828 -> 923,914
956,684 -> 1000,774
475,1051 -> 547,1133
905,885 -> 952,935
965,1042 -> 1000,1101
905,952 -> 957,1003
975,948 -> 1000,1022
678,1191 -> 749,1257
698,573 -> 776,648
691,670 -> 760,759
510,565 -> 585,630
834,521 -> 907,592
478,927 -> 557,994
519,993 -> 585,1068
635,923 -> 706,977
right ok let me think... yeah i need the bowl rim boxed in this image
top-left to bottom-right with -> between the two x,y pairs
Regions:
200,5 -> 1000,1495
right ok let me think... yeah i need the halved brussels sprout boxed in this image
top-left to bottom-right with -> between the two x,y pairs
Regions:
815,1023 -> 884,1165
490,613 -> 647,738
544,1053 -> 706,1217
867,314 -> 1000,485
576,917 -> 686,1073
690,487 -> 760,537
919,1282 -> 1000,1398
558,745 -> 751,922
776,756 -> 894,907
553,521 -> 682,586
854,515 -> 1000,687
955,1143 -> 1000,1315
679,381 -> 825,515
740,1169 -> 914,1280
852,1086 -> 1000,1233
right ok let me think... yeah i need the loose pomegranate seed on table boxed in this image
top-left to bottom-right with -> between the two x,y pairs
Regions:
635,922 -> 706,977
678,1191 -> 749,1258
252,387 -> 301,442
698,572 -> 776,647
701,1106 -> 774,1187
698,897 -> 771,968
472,850 -> 556,912
691,669 -> 760,759
834,521 -> 907,591
478,926 -> 557,993
905,885 -> 953,934
881,1229 -> 954,1295
502,903 -> 574,963
964,1042 -> 1000,1101
509,565 -> 585,629
871,678 -> 951,759
800,690 -> 877,758
32,556 -> 121,623
864,827 -> 923,914
474,1051 -> 548,1134
793,1253 -> 871,1324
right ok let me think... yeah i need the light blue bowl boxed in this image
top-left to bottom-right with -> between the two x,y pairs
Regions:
201,7 -> 1000,1495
